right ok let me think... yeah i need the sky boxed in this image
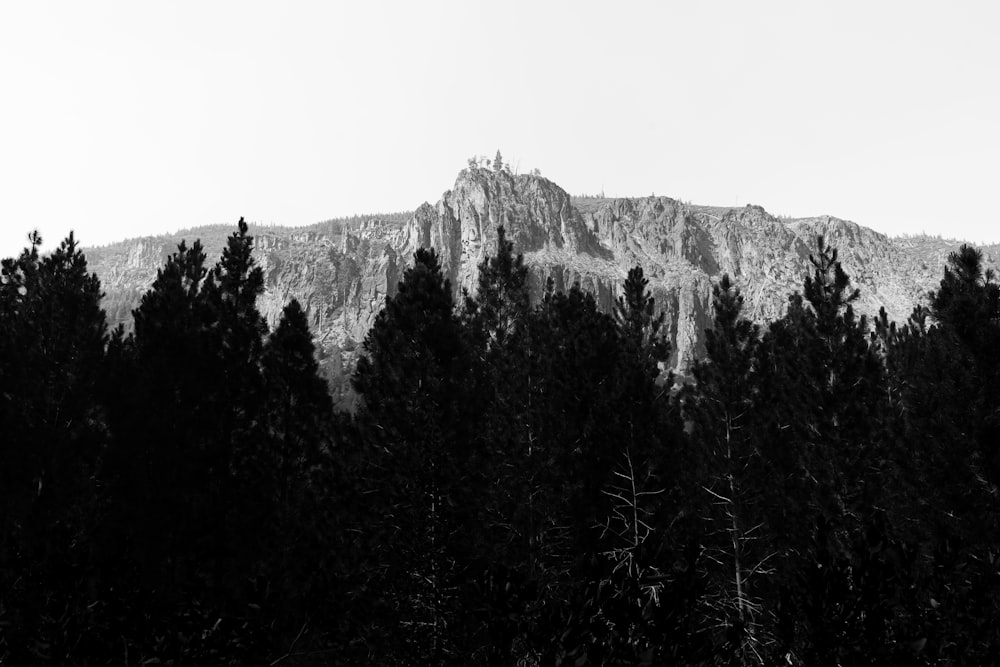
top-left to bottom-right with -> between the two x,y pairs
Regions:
1,0 -> 998,258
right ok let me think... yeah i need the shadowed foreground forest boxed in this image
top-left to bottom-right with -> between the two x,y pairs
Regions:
1,219 -> 999,665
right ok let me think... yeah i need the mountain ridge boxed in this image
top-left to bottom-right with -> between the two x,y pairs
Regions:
82,166 -> 999,403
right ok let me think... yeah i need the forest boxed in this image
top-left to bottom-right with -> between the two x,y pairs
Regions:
1,218 -> 999,665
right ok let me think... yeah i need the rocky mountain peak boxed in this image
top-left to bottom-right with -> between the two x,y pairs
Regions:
403,166 -> 607,293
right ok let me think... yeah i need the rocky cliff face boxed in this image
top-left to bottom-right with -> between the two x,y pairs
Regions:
84,166 -> 998,402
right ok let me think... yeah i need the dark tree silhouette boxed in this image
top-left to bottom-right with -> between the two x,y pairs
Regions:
0,232 -> 108,661
352,248 -> 481,663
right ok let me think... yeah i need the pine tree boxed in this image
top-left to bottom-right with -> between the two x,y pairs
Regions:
209,217 -> 267,366
0,232 -> 108,661
354,248 -> 466,420
203,219 -> 271,586
803,237 -> 860,334
514,276 -> 699,665
756,237 -> 900,663
263,299 -> 332,510
682,274 -> 771,663
930,244 -> 1000,352
532,285 -> 625,538
899,245 -> 1000,663
352,248 -> 479,662
257,298 -> 340,650
461,223 -> 535,565
1,232 -> 106,531
929,244 -> 1000,482
466,225 -> 530,353
100,221 -> 272,661
103,238 -> 215,581
611,265 -> 674,508
614,266 -> 670,372
757,238 -> 883,524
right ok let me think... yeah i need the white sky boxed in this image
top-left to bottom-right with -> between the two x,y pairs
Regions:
2,0 -> 998,258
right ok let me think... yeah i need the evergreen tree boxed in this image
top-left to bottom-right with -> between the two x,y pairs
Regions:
929,244 -> 1000,482
516,278 -> 696,664
466,225 -> 530,352
0,232 -> 108,661
100,221 -> 273,662
896,245 -> 1000,662
102,238 -> 215,586
611,266 -> 675,523
204,219 -> 271,587
461,226 -> 534,576
756,238 -> 901,664
757,238 -> 883,527
682,274 -> 771,663
531,284 -> 625,543
208,217 -> 268,372
262,299 -> 332,513
930,244 -> 1000,352
256,298 -> 343,654
1,232 -> 106,533
614,266 -> 670,372
352,248 -> 480,663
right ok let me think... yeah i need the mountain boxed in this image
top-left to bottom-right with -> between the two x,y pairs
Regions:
83,166 -> 998,405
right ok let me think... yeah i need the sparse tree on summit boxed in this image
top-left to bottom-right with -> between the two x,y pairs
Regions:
494,149 -> 503,172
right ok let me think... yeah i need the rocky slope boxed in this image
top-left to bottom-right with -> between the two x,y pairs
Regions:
83,166 -> 998,402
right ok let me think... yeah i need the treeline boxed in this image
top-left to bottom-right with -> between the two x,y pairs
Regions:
1,221 -> 998,664
312,212 -> 413,237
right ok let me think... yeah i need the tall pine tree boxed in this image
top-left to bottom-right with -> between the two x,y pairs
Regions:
682,274 -> 772,663
0,232 -> 108,662
352,247 -> 480,663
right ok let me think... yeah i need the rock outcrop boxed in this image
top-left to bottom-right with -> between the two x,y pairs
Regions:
83,166 -> 999,403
